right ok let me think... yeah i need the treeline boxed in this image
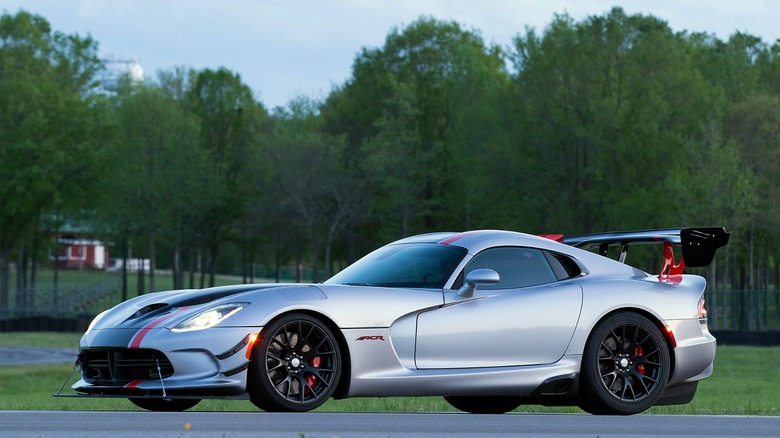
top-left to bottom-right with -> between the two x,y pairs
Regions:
2,8 -> 780,306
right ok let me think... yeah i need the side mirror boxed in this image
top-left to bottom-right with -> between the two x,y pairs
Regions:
457,268 -> 500,298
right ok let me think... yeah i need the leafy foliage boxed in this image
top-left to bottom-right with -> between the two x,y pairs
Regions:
2,8 -> 780,316
0,11 -> 108,308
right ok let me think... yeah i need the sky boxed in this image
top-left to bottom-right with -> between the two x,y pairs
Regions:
1,0 -> 779,109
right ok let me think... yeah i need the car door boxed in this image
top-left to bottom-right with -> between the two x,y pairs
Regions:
414,247 -> 583,369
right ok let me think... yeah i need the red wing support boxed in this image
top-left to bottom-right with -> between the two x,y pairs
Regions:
660,241 -> 685,282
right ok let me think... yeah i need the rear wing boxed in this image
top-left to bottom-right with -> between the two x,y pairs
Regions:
542,227 -> 730,280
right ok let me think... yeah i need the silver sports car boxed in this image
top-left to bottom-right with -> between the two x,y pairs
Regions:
57,227 -> 729,415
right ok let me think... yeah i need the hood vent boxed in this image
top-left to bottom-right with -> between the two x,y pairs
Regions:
127,303 -> 169,320
169,286 -> 262,307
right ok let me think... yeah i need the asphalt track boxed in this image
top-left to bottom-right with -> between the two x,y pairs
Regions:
0,346 -> 77,365
0,411 -> 778,437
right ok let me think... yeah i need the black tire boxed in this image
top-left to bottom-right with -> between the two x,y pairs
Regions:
579,312 -> 670,415
249,313 -> 341,412
129,398 -> 200,412
444,395 -> 522,414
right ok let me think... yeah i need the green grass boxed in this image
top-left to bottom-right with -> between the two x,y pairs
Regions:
0,333 -> 777,415
0,332 -> 83,348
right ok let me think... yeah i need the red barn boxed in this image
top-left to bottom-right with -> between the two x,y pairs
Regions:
51,238 -> 109,270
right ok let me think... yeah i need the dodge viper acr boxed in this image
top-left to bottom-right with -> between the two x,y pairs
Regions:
57,227 -> 729,415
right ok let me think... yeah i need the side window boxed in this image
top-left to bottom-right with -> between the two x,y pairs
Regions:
544,251 -> 583,280
464,247 -> 557,290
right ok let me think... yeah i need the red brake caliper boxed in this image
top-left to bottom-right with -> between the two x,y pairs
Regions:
634,347 -> 646,374
306,356 -> 321,389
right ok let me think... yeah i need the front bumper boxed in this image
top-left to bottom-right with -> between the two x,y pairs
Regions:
71,326 -> 260,397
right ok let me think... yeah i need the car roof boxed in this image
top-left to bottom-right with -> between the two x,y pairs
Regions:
391,230 -> 567,255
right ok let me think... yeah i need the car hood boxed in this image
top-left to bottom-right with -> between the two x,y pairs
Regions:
88,283 -> 301,330
88,282 -> 446,331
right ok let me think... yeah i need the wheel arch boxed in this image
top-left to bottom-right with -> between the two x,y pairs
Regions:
577,307 -> 675,414
253,309 -> 352,399
582,307 -> 676,381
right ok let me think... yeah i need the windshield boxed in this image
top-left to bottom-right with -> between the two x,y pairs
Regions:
325,243 -> 467,289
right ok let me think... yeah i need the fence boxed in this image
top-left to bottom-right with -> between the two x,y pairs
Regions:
707,288 -> 780,331
1,273 -> 121,319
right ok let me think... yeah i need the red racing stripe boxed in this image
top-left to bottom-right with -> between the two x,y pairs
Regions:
128,306 -> 191,349
539,234 -> 564,242
125,380 -> 143,389
439,231 -> 479,245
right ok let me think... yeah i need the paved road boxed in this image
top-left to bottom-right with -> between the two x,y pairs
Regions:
1,411 -> 779,437
0,346 -> 77,365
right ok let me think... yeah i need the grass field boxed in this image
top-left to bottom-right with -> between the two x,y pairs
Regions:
0,332 -> 777,415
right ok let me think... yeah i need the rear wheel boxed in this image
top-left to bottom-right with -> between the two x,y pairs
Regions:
579,312 -> 670,415
249,313 -> 341,412
444,395 -> 521,414
129,398 -> 200,412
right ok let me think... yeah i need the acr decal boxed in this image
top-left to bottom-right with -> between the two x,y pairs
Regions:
355,335 -> 385,341
128,306 -> 191,349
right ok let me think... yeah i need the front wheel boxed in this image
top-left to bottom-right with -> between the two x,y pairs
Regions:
444,395 -> 521,414
129,398 -> 200,411
579,312 -> 670,415
249,313 -> 341,412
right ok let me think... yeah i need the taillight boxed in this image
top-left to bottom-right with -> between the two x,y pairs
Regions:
698,296 -> 708,319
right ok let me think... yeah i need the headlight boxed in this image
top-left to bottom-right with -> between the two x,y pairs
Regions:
171,303 -> 249,332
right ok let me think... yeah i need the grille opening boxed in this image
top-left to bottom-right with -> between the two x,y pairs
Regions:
80,348 -> 174,385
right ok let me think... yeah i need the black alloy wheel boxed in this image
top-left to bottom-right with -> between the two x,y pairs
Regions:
443,395 -> 522,414
249,313 -> 341,412
579,312 -> 670,415
129,397 -> 200,412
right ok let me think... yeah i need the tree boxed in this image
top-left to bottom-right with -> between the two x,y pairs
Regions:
102,78 -> 205,294
727,95 -> 780,324
663,117 -> 757,327
0,11 -> 106,312
756,40 -> 780,95
508,8 -> 715,233
265,97 -> 367,281
323,16 -> 507,245
188,68 -> 267,287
